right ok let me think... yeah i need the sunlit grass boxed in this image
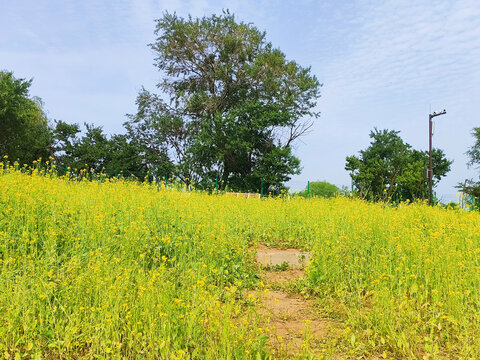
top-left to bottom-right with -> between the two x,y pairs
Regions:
1,164 -> 479,359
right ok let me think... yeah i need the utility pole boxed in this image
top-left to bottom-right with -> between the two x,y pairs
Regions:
428,109 -> 446,206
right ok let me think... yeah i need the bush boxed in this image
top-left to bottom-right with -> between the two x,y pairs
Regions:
300,181 -> 339,198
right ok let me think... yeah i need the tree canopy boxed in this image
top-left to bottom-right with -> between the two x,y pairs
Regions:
466,127 -> 480,169
53,121 -> 151,179
0,71 -> 52,164
127,12 -> 321,192
346,129 -> 452,201
300,181 -> 339,198
458,127 -> 480,204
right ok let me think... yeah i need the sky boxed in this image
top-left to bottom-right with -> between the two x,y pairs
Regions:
1,0 -> 480,200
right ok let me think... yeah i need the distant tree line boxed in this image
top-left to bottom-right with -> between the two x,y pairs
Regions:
3,64 -> 480,202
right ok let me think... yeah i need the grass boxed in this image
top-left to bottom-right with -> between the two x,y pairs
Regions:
1,164 -> 480,359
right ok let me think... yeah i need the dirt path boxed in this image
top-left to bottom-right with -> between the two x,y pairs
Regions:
252,245 -> 342,359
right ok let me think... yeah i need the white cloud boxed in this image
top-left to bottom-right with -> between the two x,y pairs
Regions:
321,0 -> 480,104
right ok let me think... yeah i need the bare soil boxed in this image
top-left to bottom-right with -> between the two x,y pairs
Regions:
252,244 -> 341,358
249,244 -> 393,359
261,268 -> 305,286
259,289 -> 333,356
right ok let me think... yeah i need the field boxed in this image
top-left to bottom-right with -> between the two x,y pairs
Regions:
1,168 -> 480,359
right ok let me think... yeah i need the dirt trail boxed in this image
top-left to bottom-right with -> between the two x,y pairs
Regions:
252,245 -> 341,358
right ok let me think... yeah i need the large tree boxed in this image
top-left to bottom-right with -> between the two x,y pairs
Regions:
0,71 -> 52,164
346,129 -> 452,201
127,12 -> 321,192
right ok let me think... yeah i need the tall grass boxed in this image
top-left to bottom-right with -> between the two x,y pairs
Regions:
1,164 -> 480,358
0,168 -> 265,359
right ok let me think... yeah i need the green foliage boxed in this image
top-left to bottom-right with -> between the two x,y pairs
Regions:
346,128 -> 452,201
53,121 -> 157,179
127,11 -> 321,192
300,181 -> 339,198
442,201 -> 459,210
458,128 -> 480,210
0,71 -> 52,163
466,127 -> 480,168
265,261 -> 289,272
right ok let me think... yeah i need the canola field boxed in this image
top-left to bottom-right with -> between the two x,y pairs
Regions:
1,168 -> 480,359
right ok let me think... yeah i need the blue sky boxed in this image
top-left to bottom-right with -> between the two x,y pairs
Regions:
1,0 -> 480,200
